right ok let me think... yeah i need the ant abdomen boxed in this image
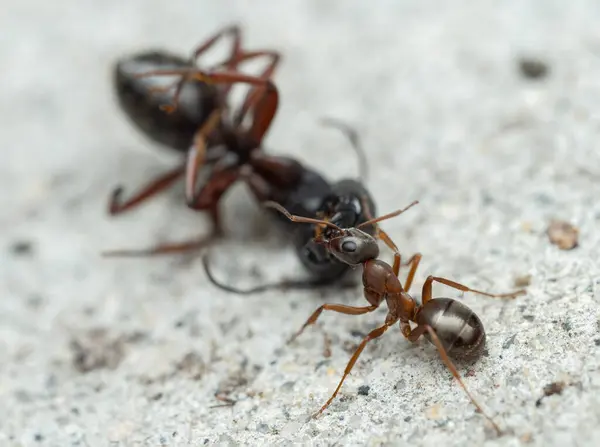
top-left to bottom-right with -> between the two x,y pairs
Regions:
114,51 -> 219,151
416,298 -> 486,362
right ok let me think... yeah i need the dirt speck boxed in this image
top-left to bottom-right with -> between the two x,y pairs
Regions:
514,274 -> 532,288
503,334 -> 517,349
547,220 -> 579,250
357,385 -> 370,396
175,351 -> 206,380
9,239 -> 35,256
70,329 -> 126,373
535,381 -> 567,407
518,57 -> 549,80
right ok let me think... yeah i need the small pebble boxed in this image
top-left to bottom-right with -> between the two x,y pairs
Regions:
518,57 -> 549,79
357,385 -> 370,396
514,274 -> 532,287
547,220 -> 579,250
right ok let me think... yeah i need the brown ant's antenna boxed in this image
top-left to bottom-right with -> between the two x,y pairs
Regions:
263,201 -> 343,231
356,200 -> 419,229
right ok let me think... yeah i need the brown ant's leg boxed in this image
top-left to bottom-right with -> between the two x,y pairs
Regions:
421,276 -> 526,305
376,228 -> 402,272
136,68 -> 274,113
101,235 -> 218,258
233,51 -> 281,125
142,70 -> 278,145
185,109 -> 225,206
190,24 -> 242,66
319,118 -> 368,181
288,304 -> 378,344
399,253 -> 422,293
406,324 -> 502,435
358,195 -> 403,275
108,165 -> 185,215
246,81 -> 279,144
102,203 -> 221,257
190,25 -> 242,98
187,166 -> 239,216
313,323 -> 392,418
103,174 -> 233,258
364,206 -> 422,292
377,232 -> 422,291
149,25 -> 241,114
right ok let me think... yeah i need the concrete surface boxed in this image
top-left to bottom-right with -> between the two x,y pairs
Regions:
2,0 -> 600,446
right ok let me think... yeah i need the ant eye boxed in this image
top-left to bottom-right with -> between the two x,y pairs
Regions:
341,240 -> 357,253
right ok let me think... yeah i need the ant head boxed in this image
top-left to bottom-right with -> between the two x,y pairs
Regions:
318,228 -> 380,265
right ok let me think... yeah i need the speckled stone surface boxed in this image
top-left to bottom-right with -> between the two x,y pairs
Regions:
2,1 -> 600,446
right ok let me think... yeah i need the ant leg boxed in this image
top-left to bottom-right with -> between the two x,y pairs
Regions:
189,24 -> 242,67
377,231 -> 423,291
406,324 -> 502,435
185,109 -> 222,206
421,276 -> 526,305
398,253 -> 422,293
233,51 -> 281,126
101,235 -> 218,257
289,304 -> 378,344
246,82 -> 279,144
149,25 -> 241,114
187,167 -> 240,216
108,164 -> 184,215
103,202 -> 224,257
360,196 -> 422,292
313,323 -> 391,417
320,118 -> 368,181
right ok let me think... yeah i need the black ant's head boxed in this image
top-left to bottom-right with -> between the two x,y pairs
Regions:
317,228 -> 379,266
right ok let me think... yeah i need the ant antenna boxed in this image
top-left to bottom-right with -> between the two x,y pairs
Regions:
319,117 -> 368,182
202,252 -> 348,295
263,201 -> 343,231
357,200 -> 419,229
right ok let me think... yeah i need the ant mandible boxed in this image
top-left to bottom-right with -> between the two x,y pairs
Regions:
263,199 -> 526,435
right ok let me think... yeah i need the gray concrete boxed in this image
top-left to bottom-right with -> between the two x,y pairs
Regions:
2,0 -> 600,445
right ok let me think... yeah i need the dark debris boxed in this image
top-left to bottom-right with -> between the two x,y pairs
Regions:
502,334 -> 517,349
70,329 -> 126,373
9,239 -> 34,256
518,57 -> 550,80
535,381 -> 567,407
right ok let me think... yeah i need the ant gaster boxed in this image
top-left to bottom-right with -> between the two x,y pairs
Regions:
263,200 -> 526,435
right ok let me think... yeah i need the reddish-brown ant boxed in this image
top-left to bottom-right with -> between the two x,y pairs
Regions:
263,200 -> 526,434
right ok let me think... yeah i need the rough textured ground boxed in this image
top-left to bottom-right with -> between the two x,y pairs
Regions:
2,0 -> 600,446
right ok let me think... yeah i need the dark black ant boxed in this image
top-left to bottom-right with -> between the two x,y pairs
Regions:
259,200 -> 527,434
106,25 -> 283,254
202,120 -> 404,291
